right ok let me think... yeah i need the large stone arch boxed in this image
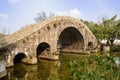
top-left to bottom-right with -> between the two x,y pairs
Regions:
57,27 -> 84,51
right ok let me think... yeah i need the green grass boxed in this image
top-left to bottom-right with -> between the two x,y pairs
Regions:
68,52 -> 120,80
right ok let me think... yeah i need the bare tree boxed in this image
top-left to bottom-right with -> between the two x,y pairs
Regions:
34,11 -> 55,22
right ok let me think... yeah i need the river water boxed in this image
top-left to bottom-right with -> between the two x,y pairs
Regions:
2,52 -> 120,80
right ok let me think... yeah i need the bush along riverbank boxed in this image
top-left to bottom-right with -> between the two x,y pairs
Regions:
68,52 -> 120,80
111,45 -> 120,52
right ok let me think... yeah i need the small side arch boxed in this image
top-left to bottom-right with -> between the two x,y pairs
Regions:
88,42 -> 93,50
36,42 -> 51,58
14,52 -> 27,64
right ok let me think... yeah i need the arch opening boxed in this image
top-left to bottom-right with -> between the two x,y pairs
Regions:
58,27 -> 84,52
14,53 -> 26,64
88,42 -> 93,50
36,42 -> 51,58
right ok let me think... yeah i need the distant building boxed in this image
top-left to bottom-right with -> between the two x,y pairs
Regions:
100,39 -> 120,45
113,39 -> 120,45
100,39 -> 107,45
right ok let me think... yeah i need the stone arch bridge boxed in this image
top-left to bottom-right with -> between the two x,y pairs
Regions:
0,16 -> 98,67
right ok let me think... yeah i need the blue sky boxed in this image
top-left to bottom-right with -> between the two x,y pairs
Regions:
0,0 -> 120,33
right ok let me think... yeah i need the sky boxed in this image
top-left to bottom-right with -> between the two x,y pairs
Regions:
0,0 -> 120,34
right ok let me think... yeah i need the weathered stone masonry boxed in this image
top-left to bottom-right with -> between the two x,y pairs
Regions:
0,16 -> 98,67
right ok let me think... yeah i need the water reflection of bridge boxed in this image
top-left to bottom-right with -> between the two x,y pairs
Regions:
5,53 -> 90,80
6,60 -> 60,80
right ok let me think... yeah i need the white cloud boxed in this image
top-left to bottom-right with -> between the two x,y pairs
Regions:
8,0 -> 22,3
56,8 -> 82,18
0,13 -> 9,24
0,13 -> 8,17
69,8 -> 81,18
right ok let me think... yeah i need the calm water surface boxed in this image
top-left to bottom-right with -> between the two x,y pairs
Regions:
2,52 -> 120,80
